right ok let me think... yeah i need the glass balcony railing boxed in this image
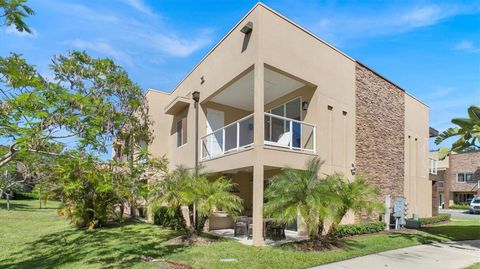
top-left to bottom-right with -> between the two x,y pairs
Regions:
264,112 -> 315,153
200,113 -> 316,160
201,114 -> 254,160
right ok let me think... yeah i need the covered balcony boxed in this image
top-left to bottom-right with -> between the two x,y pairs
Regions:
200,66 -> 316,161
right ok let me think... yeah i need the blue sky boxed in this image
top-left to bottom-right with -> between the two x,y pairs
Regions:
2,0 -> 480,151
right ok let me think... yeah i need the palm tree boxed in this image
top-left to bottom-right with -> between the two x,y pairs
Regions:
191,176 -> 243,232
325,174 -> 383,238
264,157 -> 332,240
435,105 -> 480,159
151,166 -> 243,236
151,166 -> 193,236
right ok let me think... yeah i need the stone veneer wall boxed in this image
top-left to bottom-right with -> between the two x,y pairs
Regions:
355,63 -> 405,199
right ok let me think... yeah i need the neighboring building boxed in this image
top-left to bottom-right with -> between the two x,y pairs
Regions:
145,3 -> 431,245
430,151 -> 480,209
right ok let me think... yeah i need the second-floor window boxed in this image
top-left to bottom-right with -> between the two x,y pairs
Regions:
457,172 -> 475,183
176,117 -> 187,147
429,158 -> 437,175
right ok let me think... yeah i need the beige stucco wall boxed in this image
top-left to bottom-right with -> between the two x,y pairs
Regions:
258,7 -> 356,177
145,3 -> 432,243
404,93 -> 432,217
145,90 -> 173,161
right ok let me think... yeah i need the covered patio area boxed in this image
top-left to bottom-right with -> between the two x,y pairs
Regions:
209,228 -> 308,246
205,166 -> 307,245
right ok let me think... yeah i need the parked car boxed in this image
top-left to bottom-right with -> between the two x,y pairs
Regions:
469,197 -> 480,214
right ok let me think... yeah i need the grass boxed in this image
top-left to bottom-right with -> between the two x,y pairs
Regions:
464,263 -> 480,269
1,200 -> 479,269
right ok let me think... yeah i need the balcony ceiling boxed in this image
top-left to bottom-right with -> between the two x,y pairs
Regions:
210,68 -> 305,111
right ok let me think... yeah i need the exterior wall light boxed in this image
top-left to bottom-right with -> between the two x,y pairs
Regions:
302,101 -> 309,111
240,21 -> 253,34
192,91 -> 200,103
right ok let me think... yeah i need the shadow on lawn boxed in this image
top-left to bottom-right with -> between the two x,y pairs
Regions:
0,201 -> 58,211
421,225 -> 480,241
0,221 -> 189,269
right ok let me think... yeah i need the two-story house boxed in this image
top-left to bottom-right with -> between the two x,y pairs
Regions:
146,3 -> 432,245
430,150 -> 480,209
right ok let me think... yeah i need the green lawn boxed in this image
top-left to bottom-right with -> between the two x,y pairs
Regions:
464,263 -> 480,269
1,200 -> 479,269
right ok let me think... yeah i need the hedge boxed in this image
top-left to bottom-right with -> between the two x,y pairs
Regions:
449,204 -> 469,210
419,214 -> 451,226
332,221 -> 385,238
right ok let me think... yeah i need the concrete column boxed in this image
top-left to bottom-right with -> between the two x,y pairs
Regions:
252,63 -> 265,246
252,163 -> 264,245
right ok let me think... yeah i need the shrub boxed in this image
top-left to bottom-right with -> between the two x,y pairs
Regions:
12,192 -> 39,200
332,221 -> 385,238
419,214 -> 451,226
153,207 -> 183,230
449,204 -> 469,210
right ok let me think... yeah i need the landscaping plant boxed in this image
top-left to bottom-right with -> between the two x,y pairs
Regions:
265,157 -> 384,242
151,166 -> 243,236
264,157 -> 332,240
435,105 -> 480,158
324,174 -> 384,238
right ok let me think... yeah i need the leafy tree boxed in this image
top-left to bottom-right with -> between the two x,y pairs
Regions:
151,166 -> 243,236
0,145 -> 54,209
0,163 -> 23,210
435,105 -> 480,159
264,157 -> 332,240
324,174 -> 383,238
0,0 -> 35,33
0,51 -> 151,167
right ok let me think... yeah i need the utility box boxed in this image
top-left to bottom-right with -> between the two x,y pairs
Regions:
405,219 -> 421,229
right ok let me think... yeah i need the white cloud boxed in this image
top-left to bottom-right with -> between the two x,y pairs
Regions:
308,3 -> 478,45
52,2 -> 119,23
62,39 -> 133,65
145,31 -> 213,57
45,1 -> 212,59
401,5 -> 454,28
453,40 -> 480,53
5,26 -> 37,37
122,0 -> 154,16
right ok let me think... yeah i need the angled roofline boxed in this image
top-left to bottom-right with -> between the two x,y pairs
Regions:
357,61 -> 429,107
161,2 -> 428,109
146,88 -> 170,95
166,2 -> 355,96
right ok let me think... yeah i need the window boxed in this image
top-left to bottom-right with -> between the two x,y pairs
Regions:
466,173 -> 475,183
454,193 -> 474,204
429,158 -> 437,175
457,172 -> 475,183
176,117 -> 187,147
265,97 -> 302,148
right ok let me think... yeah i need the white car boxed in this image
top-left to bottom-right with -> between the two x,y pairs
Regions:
469,197 -> 480,214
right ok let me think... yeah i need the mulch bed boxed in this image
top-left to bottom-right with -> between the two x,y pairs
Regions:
292,239 -> 343,251
167,235 -> 214,245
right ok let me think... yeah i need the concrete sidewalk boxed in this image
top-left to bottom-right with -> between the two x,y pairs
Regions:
311,240 -> 480,269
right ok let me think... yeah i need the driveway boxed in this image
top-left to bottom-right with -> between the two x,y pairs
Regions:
440,209 -> 480,219
310,240 -> 480,269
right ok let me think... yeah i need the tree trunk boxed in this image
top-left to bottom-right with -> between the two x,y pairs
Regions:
120,204 -> 125,219
130,199 -> 137,218
6,193 -> 10,211
0,145 -> 17,168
